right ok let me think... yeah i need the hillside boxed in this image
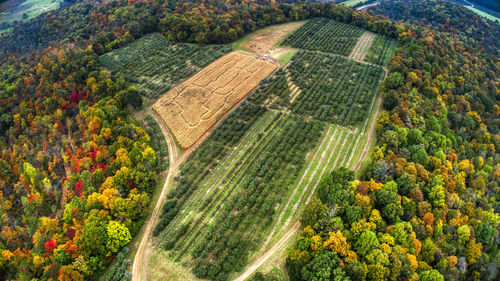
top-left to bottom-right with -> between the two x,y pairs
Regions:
0,1 -> 498,281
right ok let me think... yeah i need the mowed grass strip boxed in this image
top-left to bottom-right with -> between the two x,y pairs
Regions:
265,125 -> 340,243
168,115 -> 290,252
154,111 -> 274,244
158,112 -> 284,245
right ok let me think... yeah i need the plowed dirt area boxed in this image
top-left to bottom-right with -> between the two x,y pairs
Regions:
240,21 -> 306,55
153,51 -> 276,148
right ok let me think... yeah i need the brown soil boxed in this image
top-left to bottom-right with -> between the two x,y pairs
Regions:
241,21 -> 306,55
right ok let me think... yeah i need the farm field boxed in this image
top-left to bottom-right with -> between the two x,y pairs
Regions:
99,33 -> 231,99
281,18 -> 364,56
151,51 -> 385,281
146,19 -> 389,281
287,51 -> 384,126
364,34 -> 397,65
339,0 -> 366,6
152,51 -> 276,148
233,21 -> 306,55
0,0 -> 62,27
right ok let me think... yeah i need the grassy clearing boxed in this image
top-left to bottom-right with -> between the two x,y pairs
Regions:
339,0 -> 366,6
0,0 -> 62,25
277,50 -> 298,65
466,6 -> 500,22
146,250 -> 202,281
232,21 -> 306,54
232,35 -> 252,52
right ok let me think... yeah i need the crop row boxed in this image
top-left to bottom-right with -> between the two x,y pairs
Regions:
156,111 -> 285,245
288,50 -> 384,127
281,18 -> 364,56
247,69 -> 290,109
188,115 -> 323,281
99,33 -> 231,98
364,34 -> 396,66
155,107 -> 324,280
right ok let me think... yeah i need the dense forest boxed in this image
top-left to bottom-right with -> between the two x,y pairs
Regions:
284,1 -> 500,281
0,0 -> 498,280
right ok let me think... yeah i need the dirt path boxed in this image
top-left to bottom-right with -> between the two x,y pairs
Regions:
352,94 -> 381,171
132,108 -> 179,281
348,31 -> 375,61
240,21 -> 306,56
234,222 -> 301,281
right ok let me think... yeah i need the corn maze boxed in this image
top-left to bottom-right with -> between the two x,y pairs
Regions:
281,18 -> 364,56
152,52 -> 276,148
99,33 -> 231,98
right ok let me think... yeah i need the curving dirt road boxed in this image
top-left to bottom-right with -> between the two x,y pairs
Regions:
234,222 -> 301,281
131,108 -> 180,281
132,89 -> 257,280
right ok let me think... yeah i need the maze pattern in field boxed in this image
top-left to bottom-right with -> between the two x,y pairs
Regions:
364,34 -> 397,66
281,18 -> 364,56
99,33 -> 231,98
288,51 -> 384,126
153,52 -> 276,148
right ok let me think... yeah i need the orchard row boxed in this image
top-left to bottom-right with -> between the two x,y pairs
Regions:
282,18 -> 364,56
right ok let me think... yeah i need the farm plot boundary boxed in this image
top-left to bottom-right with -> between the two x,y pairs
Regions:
153,51 -> 277,149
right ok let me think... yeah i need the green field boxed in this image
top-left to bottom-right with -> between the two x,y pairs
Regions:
339,0 -> 366,6
149,19 -> 390,281
99,33 -> 231,99
277,50 -> 298,65
466,6 -> 500,22
0,0 -> 62,27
